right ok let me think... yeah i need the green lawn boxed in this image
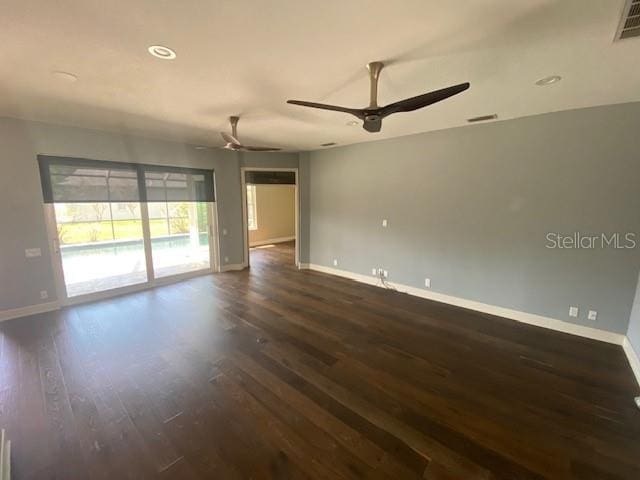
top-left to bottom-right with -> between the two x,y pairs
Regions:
57,219 -> 183,244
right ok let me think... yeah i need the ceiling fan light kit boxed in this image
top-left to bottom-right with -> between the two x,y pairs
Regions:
287,61 -> 470,133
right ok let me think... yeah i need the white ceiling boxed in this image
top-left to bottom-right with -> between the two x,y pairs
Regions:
0,0 -> 638,151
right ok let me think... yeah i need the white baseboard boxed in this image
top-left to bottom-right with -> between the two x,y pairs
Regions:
249,236 -> 295,247
306,263 -> 625,345
220,263 -> 245,272
0,300 -> 60,323
623,337 -> 640,388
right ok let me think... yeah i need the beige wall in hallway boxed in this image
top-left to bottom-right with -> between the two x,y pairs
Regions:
249,184 -> 295,246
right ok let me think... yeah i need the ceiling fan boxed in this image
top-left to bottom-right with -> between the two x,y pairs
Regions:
287,62 -> 470,133
220,116 -> 281,152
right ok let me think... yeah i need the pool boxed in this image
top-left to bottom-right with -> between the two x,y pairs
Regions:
60,233 -> 211,297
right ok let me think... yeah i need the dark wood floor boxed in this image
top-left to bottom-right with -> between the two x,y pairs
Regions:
1,241 -> 639,479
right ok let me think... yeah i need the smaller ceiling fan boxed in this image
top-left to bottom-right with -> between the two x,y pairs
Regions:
287,62 -> 470,133
220,116 -> 281,152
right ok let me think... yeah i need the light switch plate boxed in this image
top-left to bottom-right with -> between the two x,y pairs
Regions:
333,259 -> 338,266
382,219 -> 388,227
569,306 -> 579,318
25,248 -> 42,258
587,310 -> 597,321
425,278 -> 431,288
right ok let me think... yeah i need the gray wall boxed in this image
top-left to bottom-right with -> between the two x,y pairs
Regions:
628,273 -> 640,352
306,103 -> 640,334
0,117 -> 294,311
299,152 -> 311,264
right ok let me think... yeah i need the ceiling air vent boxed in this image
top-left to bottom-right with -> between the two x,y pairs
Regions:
615,0 -> 640,40
467,114 -> 497,123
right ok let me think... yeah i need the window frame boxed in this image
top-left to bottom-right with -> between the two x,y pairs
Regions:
246,184 -> 258,231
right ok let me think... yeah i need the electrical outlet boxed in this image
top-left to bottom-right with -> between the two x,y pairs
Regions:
333,259 -> 338,266
382,270 -> 388,278
222,228 -> 228,236
424,278 -> 431,288
40,290 -> 48,299
382,219 -> 388,227
587,310 -> 597,321
569,306 -> 579,318
224,256 -> 229,263
25,248 -> 42,258
372,268 -> 377,275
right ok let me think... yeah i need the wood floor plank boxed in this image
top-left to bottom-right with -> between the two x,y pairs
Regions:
212,371 -> 357,480
226,349 -> 422,479
37,334 -> 89,479
220,360 -> 383,479
260,339 -> 493,479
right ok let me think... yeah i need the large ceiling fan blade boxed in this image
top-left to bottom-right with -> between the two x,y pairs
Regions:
381,82 -> 470,117
287,100 -> 362,118
221,131 -> 240,145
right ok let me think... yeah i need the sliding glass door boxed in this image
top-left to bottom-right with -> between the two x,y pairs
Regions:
53,201 -> 147,297
38,156 -> 216,302
144,170 -> 211,278
148,202 -> 211,278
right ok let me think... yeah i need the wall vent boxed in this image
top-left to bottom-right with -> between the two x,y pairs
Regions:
615,0 -> 640,40
467,114 -> 497,123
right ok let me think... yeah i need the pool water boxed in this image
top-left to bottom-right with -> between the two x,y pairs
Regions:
60,233 -> 210,297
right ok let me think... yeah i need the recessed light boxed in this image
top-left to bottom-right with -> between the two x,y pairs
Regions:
148,45 -> 177,60
321,142 -> 337,147
346,120 -> 358,126
535,75 -> 561,86
51,71 -> 78,82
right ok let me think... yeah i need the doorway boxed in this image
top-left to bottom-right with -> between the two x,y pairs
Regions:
241,168 -> 299,268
